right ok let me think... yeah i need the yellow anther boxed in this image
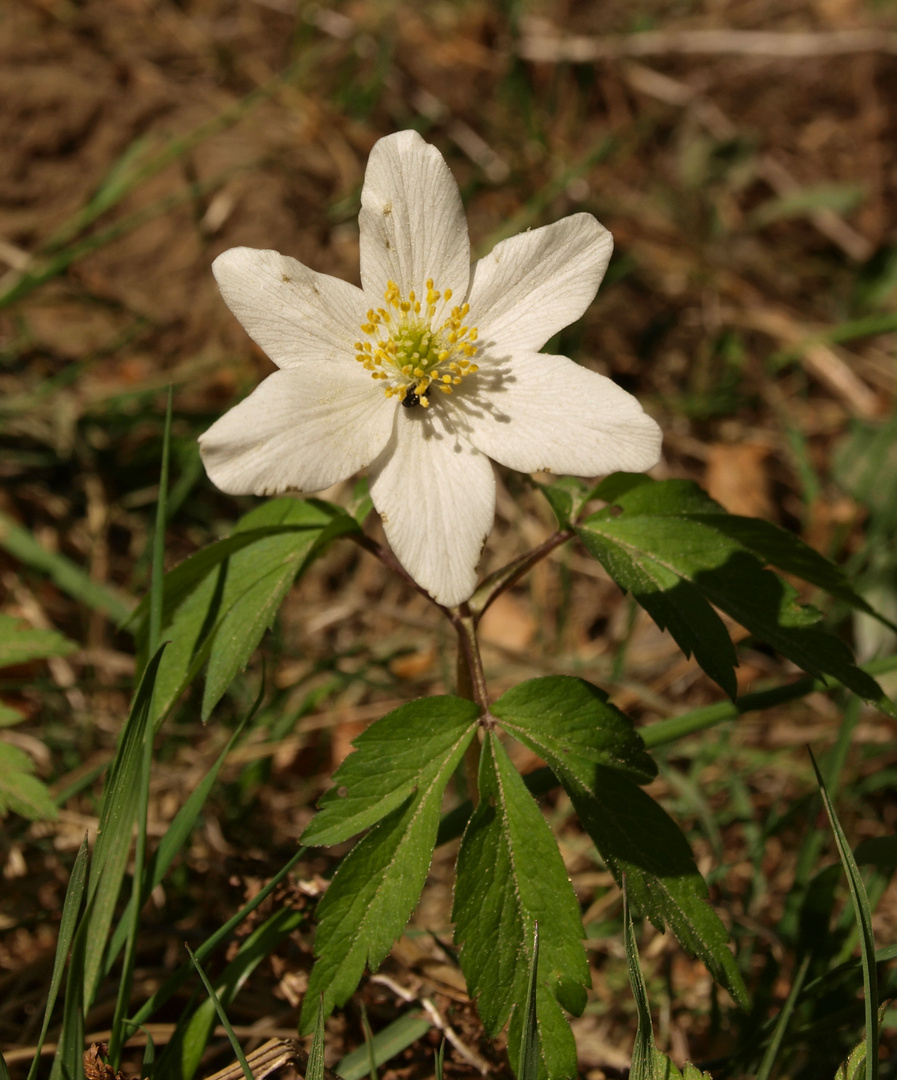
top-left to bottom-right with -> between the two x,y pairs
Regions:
358,278 -> 479,404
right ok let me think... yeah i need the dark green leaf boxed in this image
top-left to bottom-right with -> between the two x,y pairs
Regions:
307,996 -> 327,1080
301,709 -> 475,1031
517,924 -> 541,1080
453,732 -> 588,1080
491,676 -> 657,785
25,835 -> 89,1080
301,697 -> 480,847
554,761 -> 746,1008
579,475 -> 896,715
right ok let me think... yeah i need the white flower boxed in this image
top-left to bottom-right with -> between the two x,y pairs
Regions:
199,130 -> 662,606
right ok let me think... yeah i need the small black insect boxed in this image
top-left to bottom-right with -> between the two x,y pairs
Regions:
401,383 -> 429,409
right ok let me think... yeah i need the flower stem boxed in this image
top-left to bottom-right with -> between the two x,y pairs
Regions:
452,607 -> 490,807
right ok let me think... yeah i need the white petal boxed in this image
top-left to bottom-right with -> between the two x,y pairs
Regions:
212,248 -> 367,368
199,366 -> 395,496
447,351 -> 662,476
359,131 -> 470,310
468,214 -> 613,353
368,408 -> 495,606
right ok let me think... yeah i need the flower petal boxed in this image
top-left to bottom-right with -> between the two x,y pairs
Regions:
199,366 -> 395,496
468,214 -> 613,353
448,351 -> 662,476
368,408 -> 495,606
359,131 -> 470,309
212,248 -> 368,368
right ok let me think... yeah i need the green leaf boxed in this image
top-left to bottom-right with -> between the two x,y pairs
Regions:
812,751 -> 879,1080
0,741 -> 58,820
540,758 -> 746,1008
518,924 -> 541,1080
579,475 -> 896,715
0,614 -> 77,668
453,732 -> 589,1080
336,1013 -> 432,1080
0,512 -> 134,625
135,497 -> 356,725
301,697 -> 480,847
624,885 -> 657,1080
81,644 -> 166,1006
491,676 -> 657,785
307,996 -> 327,1080
533,476 -> 594,529
835,1005 -> 889,1080
300,704 -> 476,1031
26,835 -> 89,1080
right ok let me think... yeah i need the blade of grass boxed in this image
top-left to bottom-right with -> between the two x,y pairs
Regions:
104,693 -> 257,968
641,654 -> 897,750
336,1014 -> 432,1080
41,53 -> 323,256
360,1003 -> 378,1080
186,946 -> 254,1080
48,904 -> 86,1080
0,169 -> 244,310
169,906 -> 305,1080
517,922 -> 540,1080
0,510 -> 133,625
810,748 -> 879,1080
81,644 -> 167,1006
781,696 -> 862,941
127,845 -> 308,1030
754,953 -> 811,1080
109,391 -> 173,1064
624,880 -> 658,1080
149,387 -> 173,656
25,835 -> 89,1080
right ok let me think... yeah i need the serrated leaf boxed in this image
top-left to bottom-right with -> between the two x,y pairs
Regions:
301,697 -> 480,847
0,615 -> 77,668
553,759 -> 746,1008
0,741 -> 58,820
453,732 -> 589,1080
135,498 -> 356,725
579,475 -> 896,716
491,676 -> 657,785
300,711 -> 474,1032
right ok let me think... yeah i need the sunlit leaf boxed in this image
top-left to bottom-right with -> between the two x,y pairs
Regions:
301,697 -> 480,847
300,702 -> 476,1031
135,497 -> 357,725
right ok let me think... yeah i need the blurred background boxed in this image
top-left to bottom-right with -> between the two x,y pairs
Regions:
1,0 -> 896,1076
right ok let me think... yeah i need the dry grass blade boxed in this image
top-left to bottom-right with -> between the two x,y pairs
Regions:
201,1038 -> 341,1080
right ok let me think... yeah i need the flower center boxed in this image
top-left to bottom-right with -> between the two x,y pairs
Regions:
354,279 -> 479,408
